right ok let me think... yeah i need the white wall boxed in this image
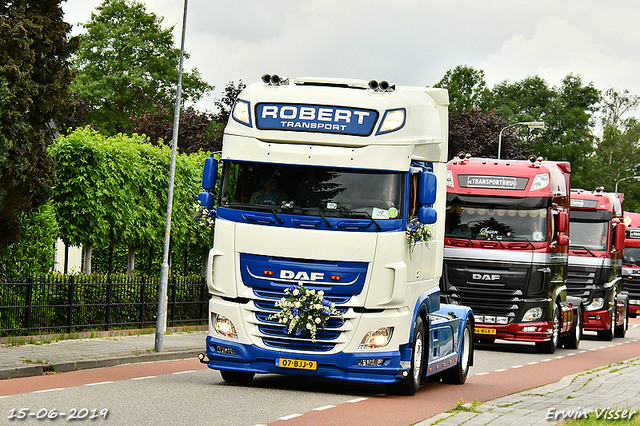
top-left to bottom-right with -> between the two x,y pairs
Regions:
53,239 -> 82,273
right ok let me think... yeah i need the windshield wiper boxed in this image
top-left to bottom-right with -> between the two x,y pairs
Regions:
265,204 -> 284,224
226,202 -> 284,224
348,209 -> 381,231
570,245 -> 596,257
302,208 -> 331,227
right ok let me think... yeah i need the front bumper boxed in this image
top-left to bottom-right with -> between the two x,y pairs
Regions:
203,335 -> 407,384
473,321 -> 553,343
583,309 -> 612,331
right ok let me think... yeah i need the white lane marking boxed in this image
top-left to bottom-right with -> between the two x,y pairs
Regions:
278,414 -> 302,420
131,375 -> 156,381
512,365 -> 524,369
173,370 -> 196,375
313,405 -> 336,411
32,388 -> 64,393
475,372 -> 490,376
84,381 -> 113,386
347,397 -> 368,403
494,368 -> 507,372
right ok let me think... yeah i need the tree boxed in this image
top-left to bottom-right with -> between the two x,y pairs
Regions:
0,201 -> 59,276
131,103 -> 221,154
482,74 -> 600,188
71,0 -> 213,135
586,89 -> 640,210
434,65 -> 489,113
0,0 -> 79,252
448,109 -> 528,160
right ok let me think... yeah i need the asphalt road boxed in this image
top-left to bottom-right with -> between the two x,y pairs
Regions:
1,320 -> 638,426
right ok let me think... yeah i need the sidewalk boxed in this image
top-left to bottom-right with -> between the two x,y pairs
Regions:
419,358 -> 640,426
0,329 -> 208,380
1,331 -> 639,425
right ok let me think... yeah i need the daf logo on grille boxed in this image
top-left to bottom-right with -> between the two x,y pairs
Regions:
280,270 -> 324,281
472,273 -> 501,281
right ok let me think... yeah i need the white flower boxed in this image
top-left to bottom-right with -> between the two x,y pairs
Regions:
315,317 -> 321,324
318,290 -> 324,296
306,323 -> 312,330
293,289 -> 299,296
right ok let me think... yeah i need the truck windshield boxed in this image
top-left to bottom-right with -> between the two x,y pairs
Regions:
219,161 -> 404,219
445,205 -> 548,242
569,221 -> 608,251
623,247 -> 640,266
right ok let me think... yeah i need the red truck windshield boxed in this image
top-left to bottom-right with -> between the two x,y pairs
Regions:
445,205 -> 548,242
569,221 -> 608,251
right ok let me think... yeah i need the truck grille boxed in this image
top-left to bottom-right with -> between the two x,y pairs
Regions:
447,284 -> 522,317
251,289 -> 349,352
567,265 -> 595,301
622,277 -> 640,299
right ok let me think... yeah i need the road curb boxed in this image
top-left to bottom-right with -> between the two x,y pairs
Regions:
0,349 -> 202,380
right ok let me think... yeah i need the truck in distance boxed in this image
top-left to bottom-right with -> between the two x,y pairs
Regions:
622,211 -> 640,318
197,75 -> 474,395
568,188 -> 628,340
441,154 -> 582,354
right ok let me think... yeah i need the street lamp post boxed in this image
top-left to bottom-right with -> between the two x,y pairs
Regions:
615,176 -> 640,193
497,121 -> 545,160
155,0 -> 189,353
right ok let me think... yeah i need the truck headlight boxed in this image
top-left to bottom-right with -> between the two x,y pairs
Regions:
212,313 -> 238,339
376,109 -> 405,135
586,298 -> 604,312
358,327 -> 394,349
531,174 -> 549,191
232,99 -> 252,127
522,307 -> 543,322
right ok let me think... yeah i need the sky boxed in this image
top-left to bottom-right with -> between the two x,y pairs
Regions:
61,0 -> 640,115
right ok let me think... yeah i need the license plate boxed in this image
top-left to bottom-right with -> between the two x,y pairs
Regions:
475,327 -> 497,335
276,358 -> 317,370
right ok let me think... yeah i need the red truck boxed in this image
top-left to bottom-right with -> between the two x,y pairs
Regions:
622,212 -> 640,318
441,154 -> 582,354
568,188 -> 628,340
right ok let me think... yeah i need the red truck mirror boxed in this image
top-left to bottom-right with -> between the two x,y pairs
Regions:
557,211 -> 568,233
557,234 -> 569,246
616,224 -> 626,251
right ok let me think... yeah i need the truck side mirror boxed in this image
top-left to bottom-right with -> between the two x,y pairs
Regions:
557,211 -> 568,233
616,224 -> 626,251
202,154 -> 218,190
418,206 -> 437,224
418,172 -> 437,205
198,191 -> 215,210
557,234 -> 569,246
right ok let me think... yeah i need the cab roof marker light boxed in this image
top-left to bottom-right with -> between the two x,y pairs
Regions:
376,108 -> 406,135
232,99 -> 252,127
531,173 -> 549,191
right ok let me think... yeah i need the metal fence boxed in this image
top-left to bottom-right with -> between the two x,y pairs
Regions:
0,274 -> 209,337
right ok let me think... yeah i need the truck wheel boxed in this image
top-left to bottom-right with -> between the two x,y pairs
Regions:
442,320 -> 473,384
562,305 -> 582,350
536,303 -> 560,354
220,370 -> 255,383
598,296 -> 616,341
387,316 -> 425,396
615,300 -> 628,338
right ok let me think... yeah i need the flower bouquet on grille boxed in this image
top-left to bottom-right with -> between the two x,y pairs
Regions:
269,283 -> 343,342
406,218 -> 432,255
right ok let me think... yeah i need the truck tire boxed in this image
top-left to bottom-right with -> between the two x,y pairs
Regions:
442,320 -> 473,384
562,305 -> 582,350
615,300 -> 628,338
387,316 -> 425,396
536,303 -> 560,354
220,370 -> 255,383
